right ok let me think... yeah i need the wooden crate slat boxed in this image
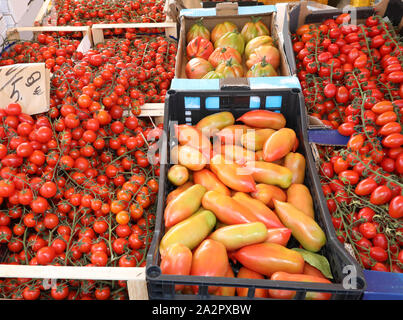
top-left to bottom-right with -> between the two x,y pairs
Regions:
0,265 -> 149,299
34,0 -> 53,25
6,26 -> 92,46
91,22 -> 177,45
0,264 -> 145,281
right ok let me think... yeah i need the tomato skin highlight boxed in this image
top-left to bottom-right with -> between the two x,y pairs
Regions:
234,242 -> 305,277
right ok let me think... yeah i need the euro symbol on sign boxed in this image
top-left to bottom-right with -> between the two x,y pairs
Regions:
33,86 -> 43,95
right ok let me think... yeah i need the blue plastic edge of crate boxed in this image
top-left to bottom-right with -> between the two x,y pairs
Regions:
363,270 -> 403,300
171,78 -> 220,90
180,5 -> 276,17
170,76 -> 301,91
248,76 -> 301,89
307,129 -> 349,146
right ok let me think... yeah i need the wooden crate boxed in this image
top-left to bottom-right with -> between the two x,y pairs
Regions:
34,0 -> 175,26
5,25 -> 93,52
33,0 -> 54,26
92,22 -> 177,119
0,264 -> 148,300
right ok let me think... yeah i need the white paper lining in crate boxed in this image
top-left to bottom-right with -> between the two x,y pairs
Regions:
2,14 -> 16,28
0,0 -> 30,25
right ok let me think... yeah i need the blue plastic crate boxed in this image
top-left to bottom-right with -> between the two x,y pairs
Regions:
363,270 -> 403,300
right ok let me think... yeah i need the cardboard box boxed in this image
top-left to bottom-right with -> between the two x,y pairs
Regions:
174,3 -> 299,90
283,0 -> 403,75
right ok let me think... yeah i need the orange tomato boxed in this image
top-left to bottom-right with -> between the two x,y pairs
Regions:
251,183 -> 287,208
116,211 -> 130,225
192,169 -> 231,196
202,190 -> 259,225
263,128 -> 296,162
210,154 -> 256,193
191,239 -> 229,294
234,242 -> 305,277
268,271 -> 332,300
160,243 -> 193,291
236,267 -> 268,298
265,227 -> 292,246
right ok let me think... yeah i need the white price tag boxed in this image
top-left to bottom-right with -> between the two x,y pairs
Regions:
0,63 -> 50,115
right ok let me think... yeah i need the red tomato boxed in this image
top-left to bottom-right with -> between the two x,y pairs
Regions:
389,195 -> 403,219
355,178 -> 378,196
370,185 -> 392,205
186,36 -> 214,60
358,222 -> 377,239
369,246 -> 388,262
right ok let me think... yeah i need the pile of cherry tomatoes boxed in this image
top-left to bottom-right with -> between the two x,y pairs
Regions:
37,0 -> 167,26
292,13 -> 403,273
0,26 -> 176,299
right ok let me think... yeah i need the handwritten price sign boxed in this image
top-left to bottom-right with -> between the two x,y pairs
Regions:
0,63 -> 50,115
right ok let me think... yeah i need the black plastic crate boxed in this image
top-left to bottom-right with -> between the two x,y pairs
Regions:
146,88 -> 366,300
282,0 -> 403,76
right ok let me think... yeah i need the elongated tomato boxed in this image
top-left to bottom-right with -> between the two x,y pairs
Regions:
286,184 -> 314,219
283,152 -> 306,184
214,144 -> 256,165
209,222 -> 268,251
215,125 -> 251,145
159,210 -> 216,256
193,169 -> 231,196
263,128 -> 297,162
236,267 -> 268,298
246,161 -> 293,189
196,112 -> 235,136
237,110 -> 286,129
164,184 -> 207,227
269,271 -> 332,300
210,154 -> 256,192
202,190 -> 259,225
232,192 -> 285,229
265,227 -> 292,246
177,145 -> 208,172
166,181 -> 194,204
160,243 -> 192,291
241,128 -> 275,151
175,124 -> 212,160
191,239 -> 229,294
250,183 -> 287,208
273,200 -> 326,252
234,242 -> 305,277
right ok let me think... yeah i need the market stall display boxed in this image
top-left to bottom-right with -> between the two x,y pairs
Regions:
283,0 -> 403,299
34,0 -> 171,26
0,0 -> 402,301
0,15 -> 178,300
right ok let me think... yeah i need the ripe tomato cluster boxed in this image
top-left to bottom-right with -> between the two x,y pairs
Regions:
292,14 -> 403,128
292,13 -> 403,273
1,278 -> 128,300
0,26 -> 174,299
316,101 -> 403,273
48,33 -> 176,112
38,0 -> 167,26
0,99 -> 160,299
0,32 -> 84,72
